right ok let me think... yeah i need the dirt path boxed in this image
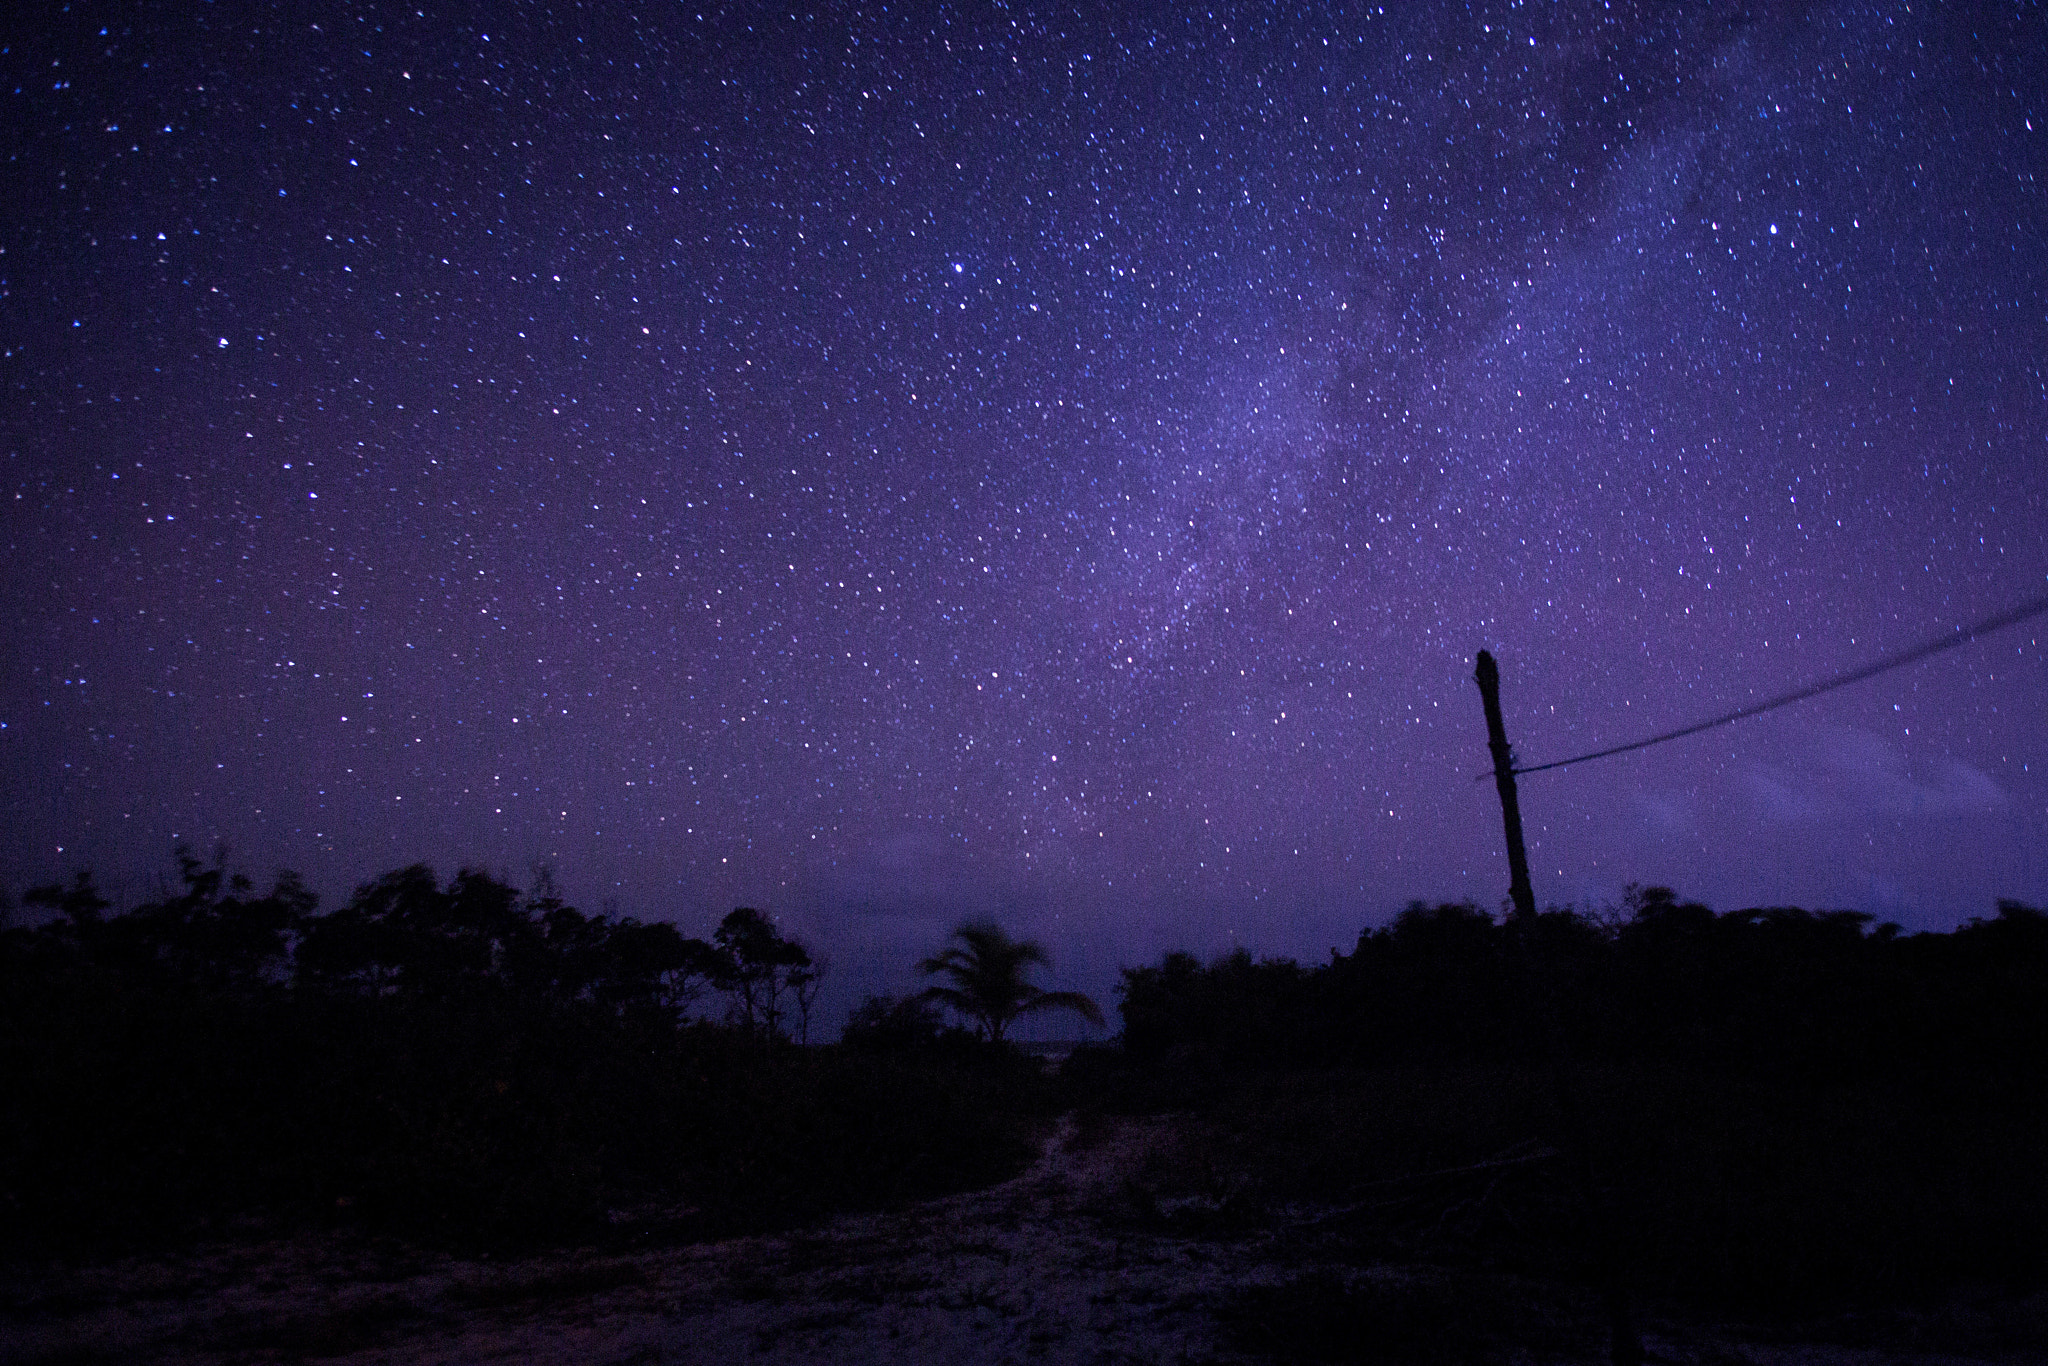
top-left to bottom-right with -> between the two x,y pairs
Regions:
5,1114 -> 2041,1364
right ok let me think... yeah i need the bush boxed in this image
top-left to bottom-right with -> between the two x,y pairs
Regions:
0,858 -> 1057,1256
1091,893 -> 2048,1313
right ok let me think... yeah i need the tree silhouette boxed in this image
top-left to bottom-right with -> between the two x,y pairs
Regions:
23,869 -> 111,926
135,848 -> 313,989
295,864 -> 528,996
710,907 -> 815,1038
916,920 -> 1103,1043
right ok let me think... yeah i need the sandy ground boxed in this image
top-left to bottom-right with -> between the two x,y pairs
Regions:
5,1114 -> 2043,1365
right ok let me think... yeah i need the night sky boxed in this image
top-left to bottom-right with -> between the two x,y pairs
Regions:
7,3 -> 2046,1022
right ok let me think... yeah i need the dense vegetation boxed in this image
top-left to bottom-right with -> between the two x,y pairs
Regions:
1083,888 -> 2048,1313
6,856 -> 2044,1320
0,855 -> 1047,1254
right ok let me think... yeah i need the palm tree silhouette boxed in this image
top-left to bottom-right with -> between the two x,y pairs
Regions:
916,920 -> 1104,1044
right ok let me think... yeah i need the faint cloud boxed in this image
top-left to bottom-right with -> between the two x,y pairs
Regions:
1742,765 -> 1823,821
1820,728 -> 2005,816
1739,728 -> 2006,822
821,829 -> 1003,923
872,829 -> 946,873
1631,790 -> 1697,834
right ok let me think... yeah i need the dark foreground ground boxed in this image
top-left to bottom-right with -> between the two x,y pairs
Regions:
7,1111 -> 2045,1366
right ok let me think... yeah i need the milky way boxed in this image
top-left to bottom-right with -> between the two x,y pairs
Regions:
7,3 -> 2046,1016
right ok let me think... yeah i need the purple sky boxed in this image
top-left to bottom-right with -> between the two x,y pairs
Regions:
6,3 -> 2045,1025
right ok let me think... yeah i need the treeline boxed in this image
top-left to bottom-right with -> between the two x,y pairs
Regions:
1087,888 -> 2048,1311
13,857 -> 824,1036
1,855 -> 1045,1254
1112,887 -> 2048,1080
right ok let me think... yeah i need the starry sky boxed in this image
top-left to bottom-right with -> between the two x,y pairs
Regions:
6,2 -> 2046,1021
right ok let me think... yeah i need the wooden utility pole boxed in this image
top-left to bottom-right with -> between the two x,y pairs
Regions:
1473,650 -> 1643,1366
1474,651 -> 1538,923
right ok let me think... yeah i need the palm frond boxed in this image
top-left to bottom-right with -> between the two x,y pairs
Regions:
1015,988 -> 1105,1029
914,984 -> 975,1013
914,920 -> 1091,1041
915,946 -> 975,976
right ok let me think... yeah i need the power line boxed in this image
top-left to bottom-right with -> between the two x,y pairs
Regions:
1508,590 -> 2048,778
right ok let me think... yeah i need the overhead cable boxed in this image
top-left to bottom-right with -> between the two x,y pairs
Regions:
1509,590 -> 2048,778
